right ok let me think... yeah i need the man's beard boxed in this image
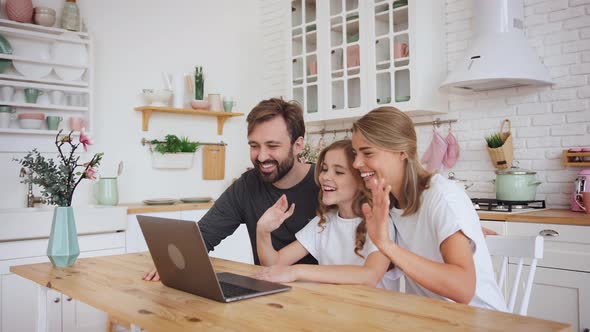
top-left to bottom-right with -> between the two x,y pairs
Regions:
255,146 -> 295,183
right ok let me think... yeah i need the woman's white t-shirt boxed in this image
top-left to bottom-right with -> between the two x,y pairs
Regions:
388,174 -> 507,311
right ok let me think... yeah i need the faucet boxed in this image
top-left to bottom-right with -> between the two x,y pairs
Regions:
19,167 -> 46,208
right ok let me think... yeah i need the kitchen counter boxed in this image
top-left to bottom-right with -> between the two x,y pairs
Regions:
121,201 -> 214,214
478,208 -> 590,226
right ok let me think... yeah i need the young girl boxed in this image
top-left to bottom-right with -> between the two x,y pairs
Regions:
351,107 -> 506,311
254,140 -> 392,286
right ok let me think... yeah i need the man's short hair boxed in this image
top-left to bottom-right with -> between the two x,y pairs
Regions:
246,98 -> 305,144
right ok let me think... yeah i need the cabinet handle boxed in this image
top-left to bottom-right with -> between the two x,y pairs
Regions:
53,298 -> 60,303
67,297 -> 73,302
539,229 -> 559,237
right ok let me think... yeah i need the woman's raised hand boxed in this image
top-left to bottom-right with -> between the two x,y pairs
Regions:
257,194 -> 295,234
362,178 -> 392,248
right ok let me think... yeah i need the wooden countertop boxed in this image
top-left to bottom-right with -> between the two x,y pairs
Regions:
122,202 -> 214,214
11,253 -> 570,332
479,208 -> 590,226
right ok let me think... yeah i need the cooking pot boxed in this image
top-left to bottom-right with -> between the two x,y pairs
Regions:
495,165 -> 541,202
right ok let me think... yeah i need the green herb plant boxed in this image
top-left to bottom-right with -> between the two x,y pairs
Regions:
485,132 -> 504,149
151,134 -> 201,154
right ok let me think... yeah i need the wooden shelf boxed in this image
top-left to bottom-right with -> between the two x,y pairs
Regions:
562,150 -> 590,167
134,106 -> 244,135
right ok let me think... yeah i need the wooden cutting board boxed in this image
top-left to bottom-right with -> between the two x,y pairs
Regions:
202,145 -> 225,180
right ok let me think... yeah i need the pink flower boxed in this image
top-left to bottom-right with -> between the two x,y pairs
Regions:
79,130 -> 93,152
84,167 -> 97,180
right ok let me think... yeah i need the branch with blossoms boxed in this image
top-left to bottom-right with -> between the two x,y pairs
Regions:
15,129 -> 103,207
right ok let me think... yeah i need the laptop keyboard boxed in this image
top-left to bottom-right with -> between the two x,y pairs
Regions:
219,281 -> 259,298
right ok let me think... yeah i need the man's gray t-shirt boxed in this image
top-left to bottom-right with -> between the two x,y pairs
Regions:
199,165 -> 319,265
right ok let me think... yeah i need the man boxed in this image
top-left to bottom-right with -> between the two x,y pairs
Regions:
144,98 -> 319,281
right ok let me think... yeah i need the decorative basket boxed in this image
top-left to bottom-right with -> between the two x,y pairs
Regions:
487,119 -> 514,169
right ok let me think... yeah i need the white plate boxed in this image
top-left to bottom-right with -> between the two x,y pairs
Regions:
142,198 -> 178,205
10,38 -> 52,79
52,32 -> 88,81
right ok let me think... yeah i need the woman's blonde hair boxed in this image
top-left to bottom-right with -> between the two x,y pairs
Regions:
314,139 -> 371,258
352,107 -> 432,216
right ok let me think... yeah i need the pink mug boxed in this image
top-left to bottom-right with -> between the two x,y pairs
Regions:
575,192 -> 590,214
69,117 -> 86,131
394,43 -> 409,59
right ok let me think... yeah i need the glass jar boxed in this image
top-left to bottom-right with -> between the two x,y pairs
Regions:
60,0 -> 80,31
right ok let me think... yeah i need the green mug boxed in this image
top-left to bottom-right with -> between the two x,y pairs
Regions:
46,116 -> 63,130
95,177 -> 119,206
24,88 -> 43,103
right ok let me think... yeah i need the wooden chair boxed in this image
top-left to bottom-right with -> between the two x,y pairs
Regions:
485,235 -> 544,316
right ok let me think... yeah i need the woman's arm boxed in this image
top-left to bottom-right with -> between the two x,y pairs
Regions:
377,232 -> 476,304
363,178 -> 476,304
254,251 -> 390,287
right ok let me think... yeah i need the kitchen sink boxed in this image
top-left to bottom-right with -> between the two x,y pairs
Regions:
0,205 -> 127,242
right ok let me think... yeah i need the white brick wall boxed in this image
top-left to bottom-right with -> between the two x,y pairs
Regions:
435,0 -> 590,208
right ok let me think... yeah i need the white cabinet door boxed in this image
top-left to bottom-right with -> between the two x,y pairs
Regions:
1,273 -> 42,332
509,264 -> 590,331
126,211 -> 182,253
62,297 -> 107,332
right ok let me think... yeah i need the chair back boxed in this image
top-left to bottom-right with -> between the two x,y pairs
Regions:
485,235 -> 544,315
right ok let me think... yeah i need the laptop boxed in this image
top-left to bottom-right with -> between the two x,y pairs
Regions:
137,215 -> 291,302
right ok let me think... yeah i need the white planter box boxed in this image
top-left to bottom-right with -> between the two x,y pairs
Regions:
151,152 -> 195,169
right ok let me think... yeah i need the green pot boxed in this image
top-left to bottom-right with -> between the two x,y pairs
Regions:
495,166 -> 541,202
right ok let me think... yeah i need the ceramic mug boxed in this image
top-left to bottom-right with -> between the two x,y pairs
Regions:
46,115 -> 63,130
0,112 -> 15,128
223,97 -> 236,113
575,192 -> 590,214
0,86 -> 15,101
67,94 -> 83,106
24,88 -> 43,103
208,93 -> 223,111
49,90 -> 65,105
394,43 -> 409,58
69,116 -> 86,131
95,177 -> 119,206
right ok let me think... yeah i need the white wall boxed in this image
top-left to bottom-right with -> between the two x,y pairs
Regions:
421,0 -> 590,208
0,0 -> 264,208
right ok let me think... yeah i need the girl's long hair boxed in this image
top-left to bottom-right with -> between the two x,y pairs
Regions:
314,139 -> 371,258
352,107 -> 432,216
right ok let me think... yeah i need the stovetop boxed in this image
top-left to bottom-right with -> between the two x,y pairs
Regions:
471,198 -> 546,213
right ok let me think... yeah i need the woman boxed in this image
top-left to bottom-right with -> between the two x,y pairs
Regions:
351,107 -> 506,311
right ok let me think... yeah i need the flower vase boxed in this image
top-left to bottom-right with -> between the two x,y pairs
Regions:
47,206 -> 80,267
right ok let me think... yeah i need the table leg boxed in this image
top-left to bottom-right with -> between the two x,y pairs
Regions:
36,284 -> 48,332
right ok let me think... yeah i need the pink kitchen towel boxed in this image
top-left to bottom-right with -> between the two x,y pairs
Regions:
443,128 -> 460,169
421,129 -> 448,172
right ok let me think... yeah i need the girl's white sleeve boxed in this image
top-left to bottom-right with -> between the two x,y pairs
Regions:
295,216 -> 321,259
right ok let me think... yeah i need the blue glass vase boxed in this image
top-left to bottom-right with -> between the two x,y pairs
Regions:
47,207 -> 80,267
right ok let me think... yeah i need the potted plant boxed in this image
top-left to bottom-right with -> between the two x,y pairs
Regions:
15,130 -> 103,267
150,134 -> 201,169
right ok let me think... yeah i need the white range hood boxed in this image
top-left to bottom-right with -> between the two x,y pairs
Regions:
440,0 -> 554,93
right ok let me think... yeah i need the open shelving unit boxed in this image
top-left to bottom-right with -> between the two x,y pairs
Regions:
562,150 -> 590,167
134,106 -> 244,135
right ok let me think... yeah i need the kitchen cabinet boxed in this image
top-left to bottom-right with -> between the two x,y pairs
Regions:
0,18 -> 93,152
290,0 -> 447,124
127,210 -> 254,264
481,218 -> 590,331
0,233 -> 126,332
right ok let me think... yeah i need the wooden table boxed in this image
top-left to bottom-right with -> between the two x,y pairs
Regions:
10,253 -> 571,332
